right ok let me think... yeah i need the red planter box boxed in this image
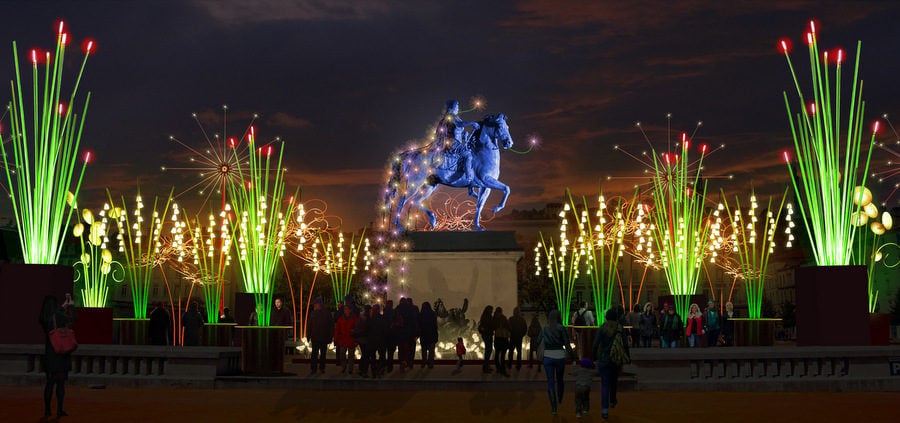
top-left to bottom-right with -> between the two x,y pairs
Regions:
116,318 -> 150,345
0,264 -> 73,344
238,326 -> 289,375
73,307 -> 113,344
869,313 -> 890,346
796,266 -> 870,346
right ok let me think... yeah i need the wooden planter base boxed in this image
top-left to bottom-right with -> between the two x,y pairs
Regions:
204,323 -> 237,347
237,326 -> 290,375
732,318 -> 779,346
115,318 -> 150,345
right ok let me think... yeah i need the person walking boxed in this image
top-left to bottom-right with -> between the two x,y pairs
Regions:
569,357 -> 595,418
593,309 -> 630,420
704,299 -> 721,347
477,305 -> 495,374
493,307 -> 510,376
685,303 -> 704,347
638,302 -> 657,348
306,299 -> 333,375
334,305 -> 358,374
526,313 -> 541,368
660,304 -> 683,348
454,337 -> 466,372
536,309 -> 575,416
508,307 -> 527,370
418,302 -> 439,369
181,301 -> 204,346
39,294 -> 77,418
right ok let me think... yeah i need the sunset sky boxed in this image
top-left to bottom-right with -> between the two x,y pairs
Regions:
2,1 -> 899,230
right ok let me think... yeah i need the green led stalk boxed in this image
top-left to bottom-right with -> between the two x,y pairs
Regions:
226,128 -> 297,327
847,187 -> 895,311
320,230 -> 369,307
780,21 -> 877,266
73,207 -> 124,307
184,211 -> 232,323
647,138 -> 715,323
106,189 -> 173,318
535,202 -> 583,326
1,23 -> 93,264
720,189 -> 792,318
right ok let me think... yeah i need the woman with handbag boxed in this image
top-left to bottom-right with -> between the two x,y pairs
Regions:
536,309 -> 575,416
39,294 -> 77,418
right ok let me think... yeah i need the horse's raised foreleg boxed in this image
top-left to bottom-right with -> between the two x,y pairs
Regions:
394,192 -> 410,229
412,183 -> 438,229
480,175 -> 510,213
474,187 -> 492,231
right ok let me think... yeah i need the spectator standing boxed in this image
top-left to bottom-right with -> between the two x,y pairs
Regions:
508,307 -> 528,370
270,297 -> 293,328
219,307 -> 236,323
722,301 -> 737,346
149,301 -> 170,346
536,309 -> 575,416
626,304 -> 642,348
493,307 -> 511,376
572,302 -> 595,326
353,306 -> 371,377
593,308 -> 629,420
477,305 -> 495,374
418,302 -> 439,369
385,300 -> 401,372
306,299 -> 333,375
455,337 -> 466,371
685,303 -> 704,347
704,299 -> 721,347
39,294 -> 77,418
638,302 -> 657,348
334,305 -> 358,374
181,301 -> 204,346
526,313 -> 541,368
659,304 -> 683,348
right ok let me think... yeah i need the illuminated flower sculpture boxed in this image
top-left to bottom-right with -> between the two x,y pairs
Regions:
319,230 -> 371,307
183,211 -> 233,323
848,186 -> 897,311
568,189 -> 635,321
73,207 -> 124,307
780,21 -> 878,265
1,22 -> 94,264
719,189 -> 793,319
106,189 -> 174,318
536,202 -> 584,326
226,127 -> 297,326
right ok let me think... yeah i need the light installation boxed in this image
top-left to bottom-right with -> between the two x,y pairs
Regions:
848,186 -> 897,312
1,22 -> 93,264
319,230 -> 371,307
183,211 -> 233,323
226,126 -> 297,326
718,189 -> 793,319
780,21 -> 878,266
568,189 -> 635,321
106,189 -> 173,319
535,201 -> 583,326
872,114 -> 900,206
73,207 -> 124,307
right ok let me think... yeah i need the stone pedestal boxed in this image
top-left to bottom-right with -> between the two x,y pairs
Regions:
204,323 -> 237,347
238,326 -> 289,375
732,318 -> 778,346
394,231 -> 522,329
869,313 -> 890,346
116,318 -> 150,345
0,264 -> 73,344
796,266 -> 869,346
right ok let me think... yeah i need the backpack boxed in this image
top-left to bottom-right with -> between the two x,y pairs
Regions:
574,310 -> 587,326
609,329 -> 631,366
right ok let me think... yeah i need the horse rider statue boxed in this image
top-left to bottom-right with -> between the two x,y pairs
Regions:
436,100 -> 481,195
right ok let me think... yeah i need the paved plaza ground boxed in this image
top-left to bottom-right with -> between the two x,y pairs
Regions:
2,359 -> 898,423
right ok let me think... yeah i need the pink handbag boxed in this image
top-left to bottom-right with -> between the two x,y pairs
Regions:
49,316 -> 78,354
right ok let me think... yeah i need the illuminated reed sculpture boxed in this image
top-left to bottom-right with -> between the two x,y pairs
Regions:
225,127 -> 297,326
848,186 -> 897,312
780,21 -> 879,265
181,211 -> 233,323
535,202 -> 584,326
1,22 -> 94,264
719,189 -> 793,318
319,230 -> 371,307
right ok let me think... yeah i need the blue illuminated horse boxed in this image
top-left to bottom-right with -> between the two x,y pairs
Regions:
386,114 -> 514,231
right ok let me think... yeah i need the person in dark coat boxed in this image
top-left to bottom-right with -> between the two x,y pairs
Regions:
149,301 -> 171,345
526,313 -> 542,368
418,302 -> 439,369
219,307 -> 236,324
477,305 -> 495,373
492,307 -> 511,376
383,300 -> 399,372
353,306 -> 371,377
181,301 -> 204,346
592,309 -> 630,419
508,307 -> 528,370
366,304 -> 389,378
270,296 -> 294,328
659,304 -> 683,348
306,298 -> 333,375
39,294 -> 77,418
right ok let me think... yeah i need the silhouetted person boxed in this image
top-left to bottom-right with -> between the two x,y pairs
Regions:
39,294 -> 77,417
149,301 -> 171,345
181,301 -> 204,346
